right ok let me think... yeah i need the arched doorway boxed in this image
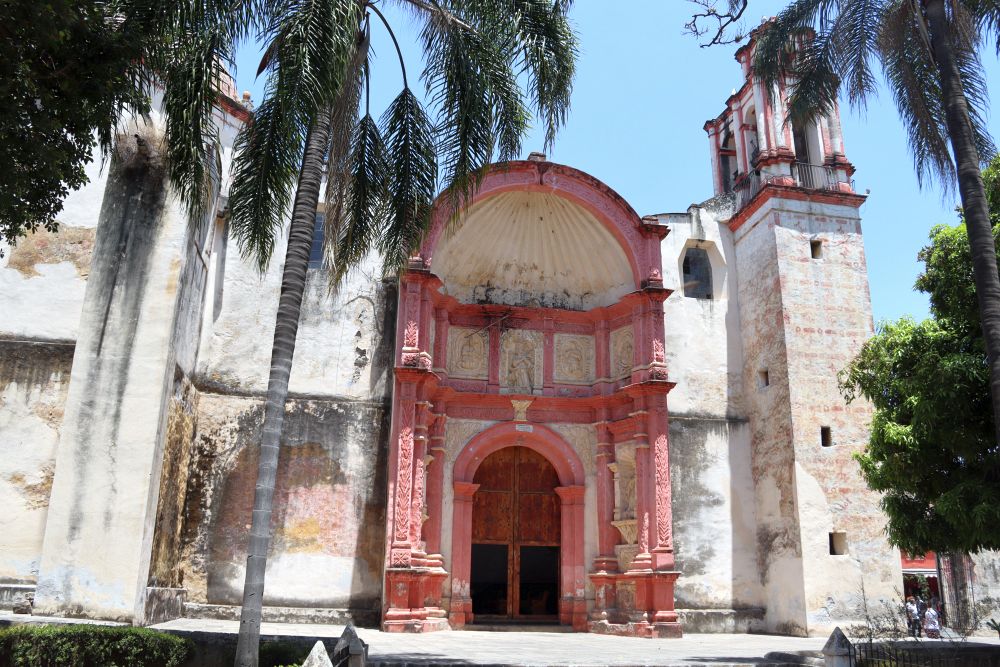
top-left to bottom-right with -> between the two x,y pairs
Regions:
471,446 -> 561,622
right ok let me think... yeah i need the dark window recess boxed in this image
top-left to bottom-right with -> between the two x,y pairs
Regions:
471,543 -> 508,616
821,426 -> 832,447
758,369 -> 769,388
829,532 -> 848,555
308,212 -> 326,269
811,239 -> 823,259
682,248 -> 713,300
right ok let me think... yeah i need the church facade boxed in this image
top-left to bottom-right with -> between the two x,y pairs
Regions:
2,37 -> 998,638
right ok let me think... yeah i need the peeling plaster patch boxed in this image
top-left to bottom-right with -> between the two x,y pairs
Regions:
7,466 -> 55,510
6,227 -> 96,279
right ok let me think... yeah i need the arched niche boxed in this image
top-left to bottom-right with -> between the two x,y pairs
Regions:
419,161 -> 654,311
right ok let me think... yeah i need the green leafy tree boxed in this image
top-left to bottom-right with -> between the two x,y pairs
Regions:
224,2 -> 576,664
0,0 -> 261,251
688,0 -> 1000,449
839,159 -> 1000,554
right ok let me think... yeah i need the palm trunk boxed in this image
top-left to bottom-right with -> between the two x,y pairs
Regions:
924,0 -> 1000,446
234,111 -> 332,667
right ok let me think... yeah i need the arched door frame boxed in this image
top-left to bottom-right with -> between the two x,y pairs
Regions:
449,422 -> 587,630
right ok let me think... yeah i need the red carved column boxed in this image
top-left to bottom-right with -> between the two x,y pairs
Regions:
648,395 -> 674,569
448,481 -> 479,628
424,412 -> 447,557
555,485 -> 587,630
542,317 -> 555,395
410,401 -> 432,554
432,308 -> 448,373
487,323 -> 500,393
594,420 -> 618,569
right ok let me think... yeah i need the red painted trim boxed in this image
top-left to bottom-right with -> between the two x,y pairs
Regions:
729,185 -> 867,233
453,422 -> 585,486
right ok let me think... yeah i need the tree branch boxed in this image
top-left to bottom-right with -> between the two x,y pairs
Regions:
684,0 -> 750,47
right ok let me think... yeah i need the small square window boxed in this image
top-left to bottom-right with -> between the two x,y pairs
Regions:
810,239 -> 823,259
820,426 -> 832,447
758,369 -> 769,388
829,531 -> 848,555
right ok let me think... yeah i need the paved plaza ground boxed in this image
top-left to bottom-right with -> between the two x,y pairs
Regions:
4,611 -> 1000,666
151,618 -> 829,665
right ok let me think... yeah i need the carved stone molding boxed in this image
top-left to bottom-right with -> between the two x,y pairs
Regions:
612,519 -> 637,545
510,399 -> 533,422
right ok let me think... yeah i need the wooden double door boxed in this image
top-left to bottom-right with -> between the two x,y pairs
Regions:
470,446 -> 561,622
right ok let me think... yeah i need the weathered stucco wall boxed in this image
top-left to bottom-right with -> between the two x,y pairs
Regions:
657,199 -> 763,619
732,201 -> 809,635
179,217 -> 396,619
175,392 -> 390,622
0,341 -> 74,587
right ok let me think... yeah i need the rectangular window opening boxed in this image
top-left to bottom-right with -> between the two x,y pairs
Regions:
820,426 -> 832,447
308,212 -> 326,269
810,239 -> 823,259
758,369 -> 769,388
829,531 -> 848,556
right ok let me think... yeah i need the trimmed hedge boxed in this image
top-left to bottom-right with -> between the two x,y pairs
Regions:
0,624 -> 193,667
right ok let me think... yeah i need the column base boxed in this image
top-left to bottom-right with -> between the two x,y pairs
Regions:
584,569 -> 682,638
382,566 -> 450,633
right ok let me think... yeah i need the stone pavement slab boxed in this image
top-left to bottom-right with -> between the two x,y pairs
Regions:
150,617 -> 828,665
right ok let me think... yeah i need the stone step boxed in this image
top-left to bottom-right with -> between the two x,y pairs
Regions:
460,623 -> 573,633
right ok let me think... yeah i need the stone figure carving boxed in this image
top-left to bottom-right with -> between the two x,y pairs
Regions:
446,328 -> 488,379
554,334 -> 594,384
508,340 -> 534,389
500,330 -> 542,393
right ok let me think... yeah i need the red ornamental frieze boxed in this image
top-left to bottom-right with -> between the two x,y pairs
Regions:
403,320 -> 419,348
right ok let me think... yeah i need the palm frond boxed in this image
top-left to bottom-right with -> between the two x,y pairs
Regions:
227,0 -> 363,271
420,13 -> 500,207
324,27 -> 369,249
379,87 -> 438,277
330,114 -> 390,284
878,0 -> 954,187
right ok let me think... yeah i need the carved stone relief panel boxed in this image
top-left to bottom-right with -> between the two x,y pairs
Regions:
446,327 -> 489,380
500,329 -> 543,394
610,326 -> 634,379
550,422 -> 597,476
553,333 -> 595,385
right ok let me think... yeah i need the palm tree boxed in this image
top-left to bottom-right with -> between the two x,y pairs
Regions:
224,2 -> 577,664
749,0 -> 1000,444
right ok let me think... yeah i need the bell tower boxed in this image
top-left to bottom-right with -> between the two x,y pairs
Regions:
704,31 -> 855,211
703,26 -> 901,636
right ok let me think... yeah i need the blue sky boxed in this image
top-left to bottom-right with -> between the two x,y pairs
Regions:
234,1 -> 1000,324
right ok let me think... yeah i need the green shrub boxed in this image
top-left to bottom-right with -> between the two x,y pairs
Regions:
0,624 -> 193,667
